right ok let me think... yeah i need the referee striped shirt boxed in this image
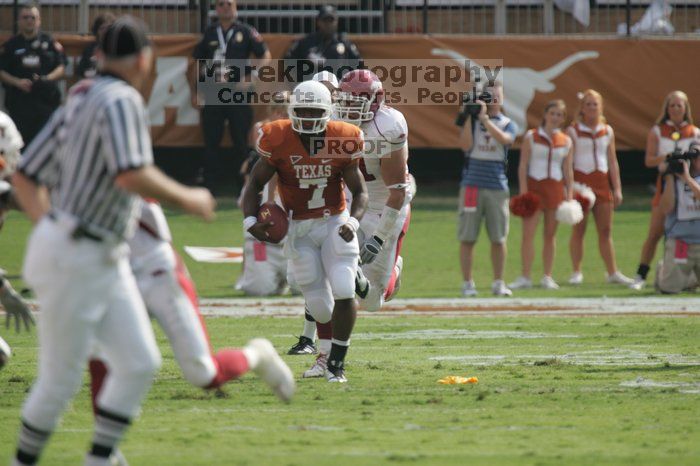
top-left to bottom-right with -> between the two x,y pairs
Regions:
18,74 -> 153,240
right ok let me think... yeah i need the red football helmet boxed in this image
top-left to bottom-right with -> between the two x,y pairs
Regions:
337,69 -> 384,125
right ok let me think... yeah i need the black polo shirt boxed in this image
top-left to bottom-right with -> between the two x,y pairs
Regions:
285,32 -> 360,61
0,31 -> 66,104
76,41 -> 99,79
193,20 -> 267,61
284,32 -> 361,79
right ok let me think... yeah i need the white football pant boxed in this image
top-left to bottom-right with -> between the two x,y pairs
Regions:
21,213 -> 161,431
284,213 -> 359,323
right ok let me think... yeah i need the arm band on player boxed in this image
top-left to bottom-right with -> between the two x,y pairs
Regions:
386,183 -> 409,190
374,205 -> 401,243
346,216 -> 360,232
243,216 -> 258,232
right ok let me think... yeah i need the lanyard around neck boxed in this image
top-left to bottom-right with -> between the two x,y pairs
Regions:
216,26 -> 234,54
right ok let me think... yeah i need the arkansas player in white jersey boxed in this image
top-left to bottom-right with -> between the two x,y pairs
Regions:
337,69 -> 412,310
88,201 -> 295,418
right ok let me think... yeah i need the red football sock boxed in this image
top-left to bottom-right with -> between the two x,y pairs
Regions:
88,359 -> 108,415
206,349 -> 250,389
384,270 -> 398,300
316,321 -> 333,340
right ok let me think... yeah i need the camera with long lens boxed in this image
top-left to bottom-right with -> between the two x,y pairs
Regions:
666,142 -> 700,174
455,90 -> 493,127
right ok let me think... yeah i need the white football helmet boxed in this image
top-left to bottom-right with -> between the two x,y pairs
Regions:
288,81 -> 333,134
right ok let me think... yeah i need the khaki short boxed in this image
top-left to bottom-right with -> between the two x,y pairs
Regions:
655,238 -> 700,294
457,186 -> 510,244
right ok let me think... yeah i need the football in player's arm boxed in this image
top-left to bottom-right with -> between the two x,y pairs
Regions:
242,147 -> 367,243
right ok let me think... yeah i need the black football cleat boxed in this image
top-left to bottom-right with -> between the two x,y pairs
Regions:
287,336 -> 317,355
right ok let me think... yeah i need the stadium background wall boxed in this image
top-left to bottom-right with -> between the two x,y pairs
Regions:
0,33 -> 692,185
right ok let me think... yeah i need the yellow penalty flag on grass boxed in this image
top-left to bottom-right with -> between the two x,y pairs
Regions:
437,376 -> 478,385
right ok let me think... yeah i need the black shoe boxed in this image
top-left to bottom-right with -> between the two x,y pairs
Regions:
287,336 -> 317,355
355,268 -> 370,299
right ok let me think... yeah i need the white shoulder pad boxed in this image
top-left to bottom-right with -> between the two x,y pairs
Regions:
375,106 -> 408,148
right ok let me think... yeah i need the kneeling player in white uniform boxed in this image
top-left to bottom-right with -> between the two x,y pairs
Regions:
300,70 -> 413,378
237,153 -> 289,296
0,110 -> 35,368
89,201 -> 295,409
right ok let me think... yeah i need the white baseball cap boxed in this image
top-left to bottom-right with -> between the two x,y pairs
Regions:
311,71 -> 339,89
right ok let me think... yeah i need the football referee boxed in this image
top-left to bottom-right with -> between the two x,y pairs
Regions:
11,17 -> 215,466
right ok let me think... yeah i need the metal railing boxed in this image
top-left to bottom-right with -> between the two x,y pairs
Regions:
0,0 -> 698,35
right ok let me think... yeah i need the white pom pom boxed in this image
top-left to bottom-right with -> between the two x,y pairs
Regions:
556,200 -> 584,225
573,182 -> 596,209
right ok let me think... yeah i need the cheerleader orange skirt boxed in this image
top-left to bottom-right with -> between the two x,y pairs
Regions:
574,170 -> 613,203
527,177 -> 565,210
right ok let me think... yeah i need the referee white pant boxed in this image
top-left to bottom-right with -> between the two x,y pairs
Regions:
21,214 -> 161,431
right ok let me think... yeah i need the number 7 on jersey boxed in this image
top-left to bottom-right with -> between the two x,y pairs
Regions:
299,177 -> 328,209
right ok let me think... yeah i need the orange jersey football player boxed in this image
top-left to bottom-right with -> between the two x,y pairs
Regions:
242,80 -> 368,383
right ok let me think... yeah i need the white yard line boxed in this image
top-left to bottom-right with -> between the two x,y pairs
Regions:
196,297 -> 700,318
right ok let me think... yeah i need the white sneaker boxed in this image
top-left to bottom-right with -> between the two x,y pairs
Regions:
462,280 -> 478,297
110,449 -> 129,466
607,271 -> 635,286
568,271 -> 583,285
540,276 -> 560,290
247,338 -> 295,403
629,275 -> 645,290
491,280 -> 512,297
508,276 -> 533,289
302,353 -> 328,378
325,368 -> 348,383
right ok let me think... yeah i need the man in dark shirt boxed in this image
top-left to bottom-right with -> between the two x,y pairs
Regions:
189,0 -> 271,193
284,5 -> 361,79
76,13 -> 116,79
0,3 -> 66,145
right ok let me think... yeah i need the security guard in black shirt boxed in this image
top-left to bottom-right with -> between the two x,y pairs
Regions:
0,4 -> 66,145
189,0 -> 271,192
76,13 -> 116,79
284,5 -> 361,79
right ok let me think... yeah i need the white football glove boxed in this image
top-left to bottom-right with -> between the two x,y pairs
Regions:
0,279 -> 34,333
360,235 -> 383,264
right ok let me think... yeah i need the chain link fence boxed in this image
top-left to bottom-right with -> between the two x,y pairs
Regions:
0,0 -> 698,35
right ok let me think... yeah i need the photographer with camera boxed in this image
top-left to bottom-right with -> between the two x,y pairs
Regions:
456,82 -> 518,297
656,142 -> 700,293
631,91 -> 700,290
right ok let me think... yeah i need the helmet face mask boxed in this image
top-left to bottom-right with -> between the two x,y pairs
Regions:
288,81 -> 333,134
338,69 -> 384,126
288,105 -> 331,134
336,92 -> 374,126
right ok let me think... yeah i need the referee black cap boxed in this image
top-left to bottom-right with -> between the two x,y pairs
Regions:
100,16 -> 151,58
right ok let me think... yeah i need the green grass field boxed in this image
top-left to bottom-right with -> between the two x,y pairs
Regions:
1,187 -> 699,465
1,316 -> 699,465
